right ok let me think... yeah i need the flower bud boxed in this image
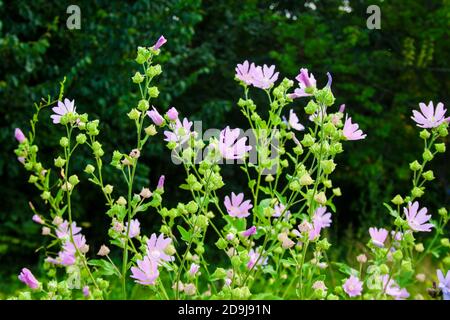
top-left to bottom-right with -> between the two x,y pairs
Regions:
391,195 -> 404,205
76,133 -> 87,144
127,108 -> 141,120
332,187 -> 342,196
419,129 -> 430,140
435,143 -> 446,153
145,125 -> 157,136
186,201 -> 198,214
422,170 -> 435,181
140,187 -> 152,199
41,191 -> 51,200
61,182 -> 73,191
414,243 -> 424,252
28,175 -> 38,184
411,187 -> 424,198
166,107 -> 178,121
409,160 -> 421,171
97,245 -> 110,256
299,173 -> 314,186
116,196 -> 127,206
84,164 -> 95,174
393,250 -> 403,261
265,174 -> 274,183
314,192 -> 327,205
301,134 -> 315,147
53,216 -> 63,225
132,72 -> 144,84
215,238 -> 227,250
379,264 -> 389,274
137,99 -> 150,112
356,254 -> 367,264
68,175 -> 79,186
438,126 -> 448,137
321,160 -> 336,174
440,238 -> 449,247
184,283 -> 196,296
103,184 -> 114,194
129,149 -> 140,159
59,137 -> 69,148
304,100 -> 318,115
415,273 -> 426,282
42,227 -> 51,235
438,208 -> 448,218
422,149 -> 433,161
401,260 -> 413,273
147,86 -> 159,98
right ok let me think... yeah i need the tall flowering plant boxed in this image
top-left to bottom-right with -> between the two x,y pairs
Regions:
12,36 -> 450,300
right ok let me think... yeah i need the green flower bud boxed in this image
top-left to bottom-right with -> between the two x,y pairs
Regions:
127,108 -> 141,120
147,86 -> 159,98
404,231 -> 415,243
401,260 -> 413,273
231,256 -> 241,268
84,164 -> 95,174
314,192 -> 327,205
414,243 -> 424,252
54,156 -> 66,168
137,99 -> 150,111
103,184 -> 114,194
422,170 -> 435,181
76,133 -> 87,144
441,238 -> 450,247
145,125 -> 157,136
411,187 -> 424,198
332,188 -> 342,196
422,149 -> 433,161
301,134 -> 315,147
435,143 -> 446,153
327,294 -> 339,300
293,145 -> 304,155
68,175 -> 80,186
324,122 -> 336,136
195,245 -> 205,255
28,175 -> 38,183
438,126 -> 448,137
132,72 -> 145,84
41,191 -> 51,200
304,101 -> 318,115
409,160 -> 421,171
443,256 -> 450,267
59,137 -> 69,148
419,129 -> 431,140
289,180 -> 301,191
299,173 -> 314,186
265,174 -> 274,182
330,142 -> 343,155
438,208 -> 448,218
391,195 -> 404,205
160,225 -> 170,235
215,238 -> 227,250
393,250 -> 403,261
321,160 -> 336,174
186,201 -> 198,214
196,215 -> 208,228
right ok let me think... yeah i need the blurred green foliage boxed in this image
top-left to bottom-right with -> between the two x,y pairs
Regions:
0,0 -> 449,293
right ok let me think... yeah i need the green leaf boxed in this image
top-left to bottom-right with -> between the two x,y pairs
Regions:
332,262 -> 359,277
88,259 -> 120,277
177,225 -> 192,242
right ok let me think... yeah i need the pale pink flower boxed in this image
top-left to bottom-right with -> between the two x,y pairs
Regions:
56,220 -> 82,239
289,68 -> 316,99
131,256 -> 159,285
166,107 -> 178,121
157,175 -> 165,190
51,98 -> 76,124
63,234 -> 87,254
163,117 -> 193,145
404,201 -> 433,232
369,227 -> 388,247
152,35 -> 167,50
250,64 -> 279,89
124,219 -> 140,238
147,233 -> 174,264
224,192 -> 253,218
437,269 -> 450,300
411,101 -> 448,128
312,206 -> 332,230
189,263 -> 200,277
17,157 -> 25,164
343,115 -> 366,140
247,248 -> 268,269
381,275 -> 409,299
284,109 -> 305,131
218,127 -> 252,160
32,214 -> 44,225
241,226 -> 257,237
273,203 -> 290,219
343,275 -> 363,297
147,106 -> 164,126
82,286 -> 90,297
292,221 -> 321,241
235,60 -> 257,86
18,268 -> 40,290
14,128 -> 26,143
339,104 -> 346,113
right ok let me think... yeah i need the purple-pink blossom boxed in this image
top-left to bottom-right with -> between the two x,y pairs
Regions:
18,268 -> 40,290
15,128 -> 26,143
247,248 -> 268,270
437,269 -> 450,300
51,98 -> 76,124
131,256 -> 160,285
312,206 -> 332,230
404,201 -> 433,232
82,286 -> 90,297
218,127 -> 252,160
273,203 -> 290,219
189,263 -> 200,277
289,68 -> 316,99
56,220 -> 82,239
125,219 -> 140,238
147,106 -> 164,126
164,117 -> 193,145
285,109 -> 305,131
235,60 -> 257,86
411,101 -> 448,128
224,192 -> 253,218
369,227 -> 388,247
147,233 -> 174,264
152,35 -> 167,50
381,275 -> 409,299
241,226 -> 257,237
157,175 -> 165,190
32,214 -> 44,225
250,64 -> 279,89
343,115 -> 366,140
343,275 -> 363,297
166,107 -> 178,121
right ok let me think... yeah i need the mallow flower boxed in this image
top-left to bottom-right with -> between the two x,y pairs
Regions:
343,275 -> 363,297
235,60 -> 257,86
247,248 -> 268,270
130,256 -> 160,285
224,192 -> 253,218
147,107 -> 164,126
411,101 -> 448,128
166,107 -> 178,121
380,275 -> 409,299
157,175 -> 165,190
404,201 -> 433,232
241,226 -> 257,237
289,68 -> 316,99
283,109 -> 305,131
164,117 -> 193,145
343,115 -> 366,140
18,268 -> 40,290
147,233 -> 174,264
51,98 -> 76,124
124,219 -> 140,238
152,35 -> 167,50
218,127 -> 252,160
312,206 -> 332,230
273,203 -> 290,219
250,64 -> 279,89
56,220 -> 82,239
369,227 -> 388,247
14,128 -> 26,143
437,269 -> 450,300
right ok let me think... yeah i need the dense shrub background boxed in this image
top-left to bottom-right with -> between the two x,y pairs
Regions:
1,0 -> 449,294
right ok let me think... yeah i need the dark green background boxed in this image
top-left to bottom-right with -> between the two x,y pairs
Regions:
1,0 -> 449,294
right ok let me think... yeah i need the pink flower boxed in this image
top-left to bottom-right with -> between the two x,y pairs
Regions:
166,107 -> 178,121
17,157 -> 25,164
189,263 -> 200,277
125,219 -> 140,238
250,64 -> 279,89
343,115 -> 366,140
411,101 -> 448,128
224,192 -> 253,218
380,275 -> 409,299
15,128 -> 26,143
157,175 -> 165,190
32,214 -> 44,225
437,269 -> 450,300
289,68 -> 316,99
147,233 -> 174,264
131,256 -> 160,285
82,286 -> 90,297
152,35 -> 167,50
312,206 -> 332,230
292,221 -> 321,241
218,127 -> 252,160
284,109 -> 305,131
404,201 -> 433,232
339,104 -> 346,113
369,227 -> 388,247
343,275 -> 363,297
247,248 -> 268,269
235,60 -> 257,86
147,106 -> 164,126
63,234 -> 87,254
241,226 -> 257,237
56,220 -> 82,239
51,98 -> 76,124
273,203 -> 290,219
18,268 -> 40,290
163,117 -> 193,145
